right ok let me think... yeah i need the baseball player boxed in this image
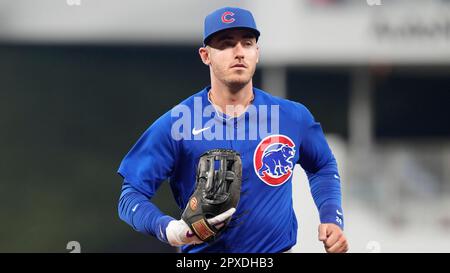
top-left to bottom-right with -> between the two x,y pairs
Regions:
117,6 -> 348,253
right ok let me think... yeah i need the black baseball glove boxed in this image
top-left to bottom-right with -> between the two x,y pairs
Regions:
181,149 -> 242,242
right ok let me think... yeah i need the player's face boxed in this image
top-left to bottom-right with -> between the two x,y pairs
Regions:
200,29 -> 259,91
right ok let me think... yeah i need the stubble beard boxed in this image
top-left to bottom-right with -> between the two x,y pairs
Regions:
222,68 -> 255,94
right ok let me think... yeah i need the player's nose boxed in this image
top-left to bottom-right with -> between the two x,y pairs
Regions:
233,42 -> 245,59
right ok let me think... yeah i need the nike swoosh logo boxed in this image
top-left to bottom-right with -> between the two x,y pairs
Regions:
132,204 -> 139,212
192,127 -> 211,135
160,226 -> 164,240
336,210 -> 343,216
334,174 -> 340,180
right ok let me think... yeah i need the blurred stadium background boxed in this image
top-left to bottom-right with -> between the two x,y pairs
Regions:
0,0 -> 449,252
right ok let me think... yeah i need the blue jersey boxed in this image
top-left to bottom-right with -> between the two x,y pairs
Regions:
117,86 -> 343,253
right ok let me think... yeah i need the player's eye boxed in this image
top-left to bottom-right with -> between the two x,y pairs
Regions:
243,40 -> 254,47
223,41 -> 235,48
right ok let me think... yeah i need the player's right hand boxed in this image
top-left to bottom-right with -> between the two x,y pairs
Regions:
165,208 -> 236,247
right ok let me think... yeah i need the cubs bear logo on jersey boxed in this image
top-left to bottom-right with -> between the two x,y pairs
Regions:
253,134 -> 296,186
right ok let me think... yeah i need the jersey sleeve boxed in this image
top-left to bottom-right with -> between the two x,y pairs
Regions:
117,110 -> 180,198
296,103 -> 344,229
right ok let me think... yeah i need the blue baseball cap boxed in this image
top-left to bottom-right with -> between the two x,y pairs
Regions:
203,7 -> 260,46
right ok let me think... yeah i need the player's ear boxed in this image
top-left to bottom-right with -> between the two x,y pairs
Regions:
199,47 -> 211,66
256,44 -> 259,64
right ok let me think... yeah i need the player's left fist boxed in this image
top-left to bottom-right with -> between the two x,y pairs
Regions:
318,223 -> 349,253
